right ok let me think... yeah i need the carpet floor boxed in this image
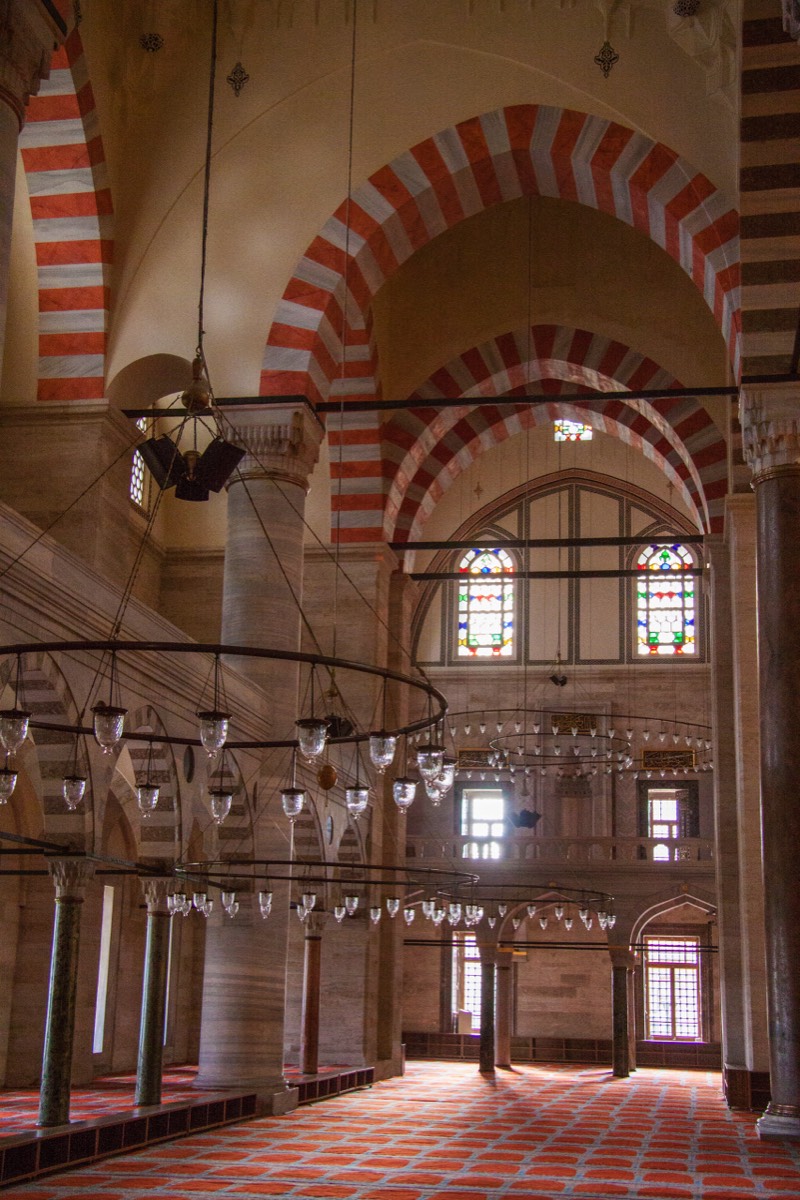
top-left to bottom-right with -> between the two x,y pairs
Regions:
6,1060 -> 800,1200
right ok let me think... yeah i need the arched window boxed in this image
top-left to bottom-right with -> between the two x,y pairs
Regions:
636,543 -> 696,656
457,547 -> 514,658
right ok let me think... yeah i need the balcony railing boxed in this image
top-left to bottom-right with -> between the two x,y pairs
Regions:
404,835 -> 714,865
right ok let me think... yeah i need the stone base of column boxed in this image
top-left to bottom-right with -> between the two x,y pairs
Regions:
723,1065 -> 771,1111
756,1104 -> 800,1140
260,1085 -> 300,1115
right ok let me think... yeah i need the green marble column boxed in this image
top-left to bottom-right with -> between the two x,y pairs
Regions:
37,857 -> 95,1128
479,950 -> 496,1075
300,912 -> 326,1076
135,879 -> 173,1107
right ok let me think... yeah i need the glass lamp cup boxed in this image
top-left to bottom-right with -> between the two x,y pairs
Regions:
344,894 -> 359,916
0,709 -> 30,755
197,709 -> 230,758
416,743 -> 445,781
281,786 -> 306,820
368,732 -> 397,773
92,704 -> 127,753
209,789 -> 233,825
0,767 -> 17,803
345,785 -> 369,819
392,776 -> 417,811
62,774 -> 86,810
136,782 -> 159,817
369,906 -> 382,924
333,904 -> 346,922
386,897 -> 400,918
296,717 -> 327,761
403,907 -> 415,925
220,890 -> 235,910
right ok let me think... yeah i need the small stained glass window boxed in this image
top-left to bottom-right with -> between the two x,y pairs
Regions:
457,547 -> 514,658
554,419 -> 593,442
636,543 -> 696,656
130,418 -> 150,511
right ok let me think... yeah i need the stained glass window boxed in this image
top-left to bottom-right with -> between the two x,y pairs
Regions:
457,547 -> 514,658
130,418 -> 150,511
554,419 -> 593,442
636,543 -> 696,656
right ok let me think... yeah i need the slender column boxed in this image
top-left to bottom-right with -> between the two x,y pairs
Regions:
197,406 -> 322,1108
0,1 -> 64,371
495,951 -> 512,1068
478,946 -> 496,1074
37,857 -> 95,1128
610,947 -> 636,1079
741,384 -> 800,1139
135,879 -> 172,1107
300,912 -> 326,1076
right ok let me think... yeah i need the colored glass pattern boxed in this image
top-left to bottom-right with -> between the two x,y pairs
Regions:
457,548 -> 514,658
636,543 -> 696,656
554,419 -> 593,442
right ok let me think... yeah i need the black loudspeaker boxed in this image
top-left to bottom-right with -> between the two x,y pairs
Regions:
175,475 -> 210,502
195,438 -> 246,492
138,436 -> 187,489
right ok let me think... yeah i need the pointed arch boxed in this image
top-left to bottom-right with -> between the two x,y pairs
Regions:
20,25 -> 113,404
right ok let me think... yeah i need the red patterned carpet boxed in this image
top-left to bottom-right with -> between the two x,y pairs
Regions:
0,1069 -> 201,1135
6,1060 -> 800,1200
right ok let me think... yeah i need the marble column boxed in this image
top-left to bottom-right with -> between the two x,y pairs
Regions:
0,0 -> 64,372
196,405 -> 322,1110
495,950 -> 512,1068
610,946 -> 636,1079
135,878 -> 172,1108
478,946 -> 496,1074
300,911 -> 325,1076
741,384 -> 800,1139
37,857 -> 95,1128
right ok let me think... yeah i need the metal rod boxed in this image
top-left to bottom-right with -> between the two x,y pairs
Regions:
392,535 -> 705,551
410,568 -> 705,581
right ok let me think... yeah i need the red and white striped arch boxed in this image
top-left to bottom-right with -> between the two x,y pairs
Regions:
20,26 -> 112,403
383,327 -> 727,540
262,104 -> 738,542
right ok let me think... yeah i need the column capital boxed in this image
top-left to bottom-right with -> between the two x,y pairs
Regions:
303,910 -> 328,937
140,876 -> 173,914
0,0 -> 66,128
224,403 -> 323,491
741,382 -> 800,482
47,855 -> 95,900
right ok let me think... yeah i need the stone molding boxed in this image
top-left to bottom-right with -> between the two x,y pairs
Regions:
48,856 -> 95,900
0,0 -> 64,128
224,404 -> 323,490
141,876 -> 173,914
740,383 -> 800,479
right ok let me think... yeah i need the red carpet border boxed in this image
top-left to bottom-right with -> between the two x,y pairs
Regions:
5,1060 -> 800,1200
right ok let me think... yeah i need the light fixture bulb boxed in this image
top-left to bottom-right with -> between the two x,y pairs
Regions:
403,907 -> 415,925
301,891 -> 317,912
92,703 -> 127,753
0,709 -> 30,755
369,905 -> 382,924
209,788 -> 233,825
333,904 -> 346,923
344,893 -> 359,916
62,774 -> 86,810
197,709 -> 230,758
386,897 -> 400,918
